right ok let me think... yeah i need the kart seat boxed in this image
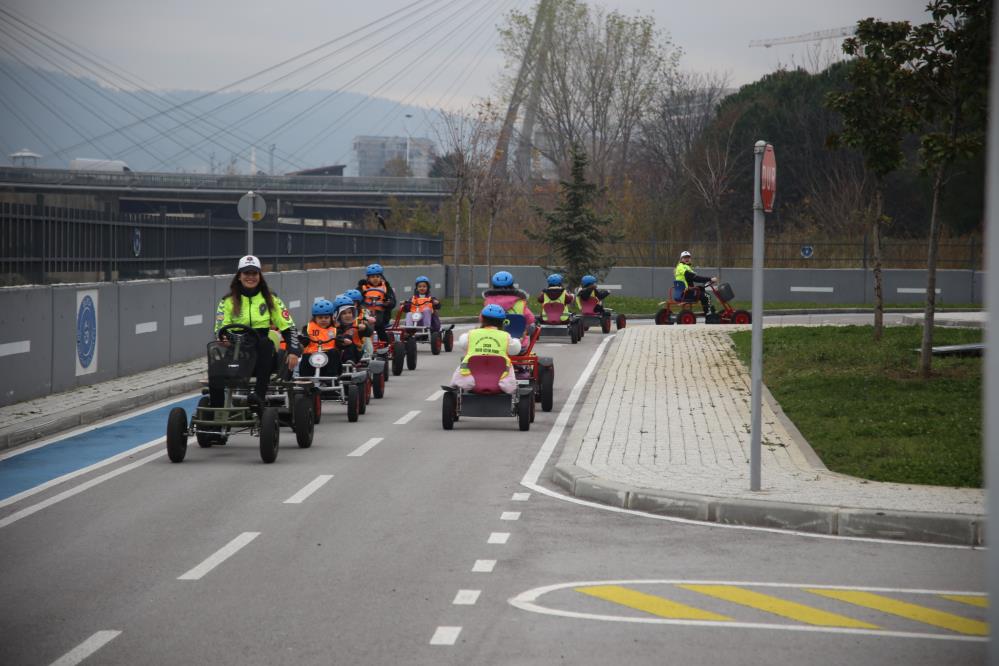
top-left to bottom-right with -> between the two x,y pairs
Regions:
673,280 -> 700,303
579,297 -> 600,316
503,313 -> 527,339
541,301 -> 567,325
466,355 -> 508,395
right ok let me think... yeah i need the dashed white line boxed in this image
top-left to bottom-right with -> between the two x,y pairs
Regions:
500,511 -> 521,521
453,589 -> 481,605
430,626 -> 462,645
178,532 -> 260,581
394,410 -> 421,425
50,630 -> 122,666
511,492 -> 531,501
487,532 -> 510,544
283,475 -> 333,504
472,559 -> 496,572
347,437 -> 384,457
426,390 -> 445,401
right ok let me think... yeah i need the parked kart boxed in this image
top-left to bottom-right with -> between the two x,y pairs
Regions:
537,299 -> 584,343
166,324 -> 314,464
393,308 -> 456,357
654,280 -> 751,326
297,350 -> 370,423
577,294 -> 626,333
440,356 -> 535,431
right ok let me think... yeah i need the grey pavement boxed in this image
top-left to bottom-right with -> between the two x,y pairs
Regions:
554,312 -> 986,546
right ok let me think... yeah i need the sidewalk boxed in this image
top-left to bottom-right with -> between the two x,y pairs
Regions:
554,322 -> 985,546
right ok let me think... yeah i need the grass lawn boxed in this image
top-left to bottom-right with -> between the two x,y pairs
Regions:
729,326 -> 982,488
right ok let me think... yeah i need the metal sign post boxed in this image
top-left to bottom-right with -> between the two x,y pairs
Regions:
750,141 -> 776,491
984,8 -> 998,661
237,191 -> 266,255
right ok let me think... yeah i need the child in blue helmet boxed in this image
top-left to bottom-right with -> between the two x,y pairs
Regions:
482,270 -> 535,344
450,304 -> 522,395
332,295 -> 371,366
298,298 -> 340,377
536,273 -> 575,324
400,275 -> 441,330
344,288 -> 375,357
576,275 -> 610,314
357,263 -> 397,341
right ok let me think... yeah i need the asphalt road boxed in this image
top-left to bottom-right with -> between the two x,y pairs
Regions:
0,319 -> 985,665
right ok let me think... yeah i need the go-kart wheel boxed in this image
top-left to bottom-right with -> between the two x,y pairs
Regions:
678,310 -> 697,325
732,310 -> 751,324
405,336 -> 418,370
705,313 -> 722,325
442,391 -> 456,430
443,329 -> 454,352
540,365 -> 554,412
382,356 -> 391,382
365,377 -> 372,404
293,395 -> 314,449
529,395 -> 535,423
313,389 -> 323,424
358,382 -> 368,415
430,331 -> 442,355
391,341 -> 405,376
347,384 -> 360,422
373,371 -> 385,399
259,407 -> 280,463
616,314 -> 627,330
195,397 -> 220,448
569,323 -> 579,344
166,407 -> 189,463
601,315 -> 612,334
518,394 -> 531,431
654,309 -> 671,326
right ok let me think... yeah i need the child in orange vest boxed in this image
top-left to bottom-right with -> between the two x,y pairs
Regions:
298,298 -> 340,377
400,275 -> 441,331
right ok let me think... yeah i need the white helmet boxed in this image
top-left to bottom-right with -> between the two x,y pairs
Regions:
680,250 -> 692,258
238,255 -> 262,272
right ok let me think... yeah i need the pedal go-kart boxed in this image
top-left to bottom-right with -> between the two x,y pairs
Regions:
298,350 -> 371,423
654,280 -> 750,325
440,355 -> 535,431
537,300 -> 584,343
166,324 -> 315,464
393,308 -> 455,356
577,295 -> 627,333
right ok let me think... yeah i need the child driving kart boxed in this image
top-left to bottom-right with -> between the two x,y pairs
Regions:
482,270 -> 535,344
357,263 -> 397,342
674,250 -> 718,315
536,273 -> 575,323
576,274 -> 609,311
400,275 -> 441,330
344,288 -> 375,357
332,294 -> 372,366
450,304 -> 522,395
298,298 -> 338,377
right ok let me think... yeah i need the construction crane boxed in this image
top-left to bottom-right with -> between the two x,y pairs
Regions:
749,26 -> 855,48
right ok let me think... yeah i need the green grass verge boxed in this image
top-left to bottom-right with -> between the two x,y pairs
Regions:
729,326 -> 982,488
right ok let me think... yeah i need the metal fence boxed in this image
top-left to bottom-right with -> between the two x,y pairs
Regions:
1,202 -> 444,285
443,237 -> 983,271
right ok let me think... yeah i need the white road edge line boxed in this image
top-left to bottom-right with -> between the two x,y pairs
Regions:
472,559 -> 496,572
347,437 -> 384,457
488,532 -> 510,544
394,410 -> 421,425
283,475 -> 334,504
453,589 -> 481,605
517,332 -> 975,551
177,532 -> 260,581
0,449 -> 165,529
426,390 -> 445,401
430,626 -> 462,645
500,511 -> 521,520
50,630 -> 122,666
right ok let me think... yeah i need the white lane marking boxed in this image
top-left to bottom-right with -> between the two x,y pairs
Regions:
511,492 -> 531,501
517,332 -> 970,551
898,287 -> 941,294
426,390 -> 445,401
347,437 -> 384,457
283,475 -> 334,504
429,626 -> 462,645
134,321 -> 158,334
453,589 -> 481,605
472,559 -> 496,572
183,314 -> 203,327
289,300 -> 301,308
500,511 -> 521,521
488,532 -> 510,544
0,340 -> 30,357
509,579 -> 988,643
177,532 -> 260,580
394,410 -> 421,425
789,286 -> 833,293
50,630 -> 122,666
0,449 -> 164,529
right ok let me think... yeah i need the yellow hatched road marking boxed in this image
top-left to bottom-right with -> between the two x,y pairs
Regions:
806,589 -> 988,636
575,585 -> 732,622
940,594 -> 988,609
679,584 -> 878,629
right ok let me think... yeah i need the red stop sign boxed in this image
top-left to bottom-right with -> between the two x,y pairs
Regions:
761,144 -> 776,213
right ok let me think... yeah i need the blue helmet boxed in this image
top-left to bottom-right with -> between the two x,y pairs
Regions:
333,295 -> 354,311
491,270 -> 514,288
415,275 -> 430,287
344,288 -> 363,303
481,304 -> 506,320
366,263 -> 384,276
312,298 -> 334,316
547,273 -> 563,287
580,275 -> 597,287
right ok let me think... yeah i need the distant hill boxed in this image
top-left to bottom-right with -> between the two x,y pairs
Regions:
0,59 -> 437,175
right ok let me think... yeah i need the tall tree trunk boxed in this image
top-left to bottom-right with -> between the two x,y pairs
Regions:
486,207 -> 497,283
452,196 -> 462,307
713,206 -> 723,279
872,189 -> 884,341
467,200 -> 475,300
919,167 -> 946,379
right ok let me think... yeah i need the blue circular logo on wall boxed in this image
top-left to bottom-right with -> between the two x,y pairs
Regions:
132,228 -> 142,257
800,245 -> 814,259
77,295 -> 97,369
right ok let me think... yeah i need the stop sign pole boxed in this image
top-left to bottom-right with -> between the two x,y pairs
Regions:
751,140 -> 776,491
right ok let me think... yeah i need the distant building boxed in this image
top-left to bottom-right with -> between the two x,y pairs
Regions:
286,165 -> 346,177
9,149 -> 41,168
353,135 -> 435,178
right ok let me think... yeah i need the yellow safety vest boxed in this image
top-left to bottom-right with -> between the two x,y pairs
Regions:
459,327 -> 511,376
215,291 -> 294,333
674,262 -> 690,288
541,290 -> 570,321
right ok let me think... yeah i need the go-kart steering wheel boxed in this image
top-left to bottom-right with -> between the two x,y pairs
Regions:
217,323 -> 257,341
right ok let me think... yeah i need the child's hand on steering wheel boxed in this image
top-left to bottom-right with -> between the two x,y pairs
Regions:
286,353 -> 299,370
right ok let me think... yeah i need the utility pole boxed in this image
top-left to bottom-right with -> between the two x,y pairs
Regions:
268,143 -> 276,175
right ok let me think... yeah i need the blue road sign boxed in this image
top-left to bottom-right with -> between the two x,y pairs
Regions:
801,245 -> 814,259
77,294 -> 97,369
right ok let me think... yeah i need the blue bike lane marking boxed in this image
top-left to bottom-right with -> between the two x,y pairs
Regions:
0,396 -> 199,502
